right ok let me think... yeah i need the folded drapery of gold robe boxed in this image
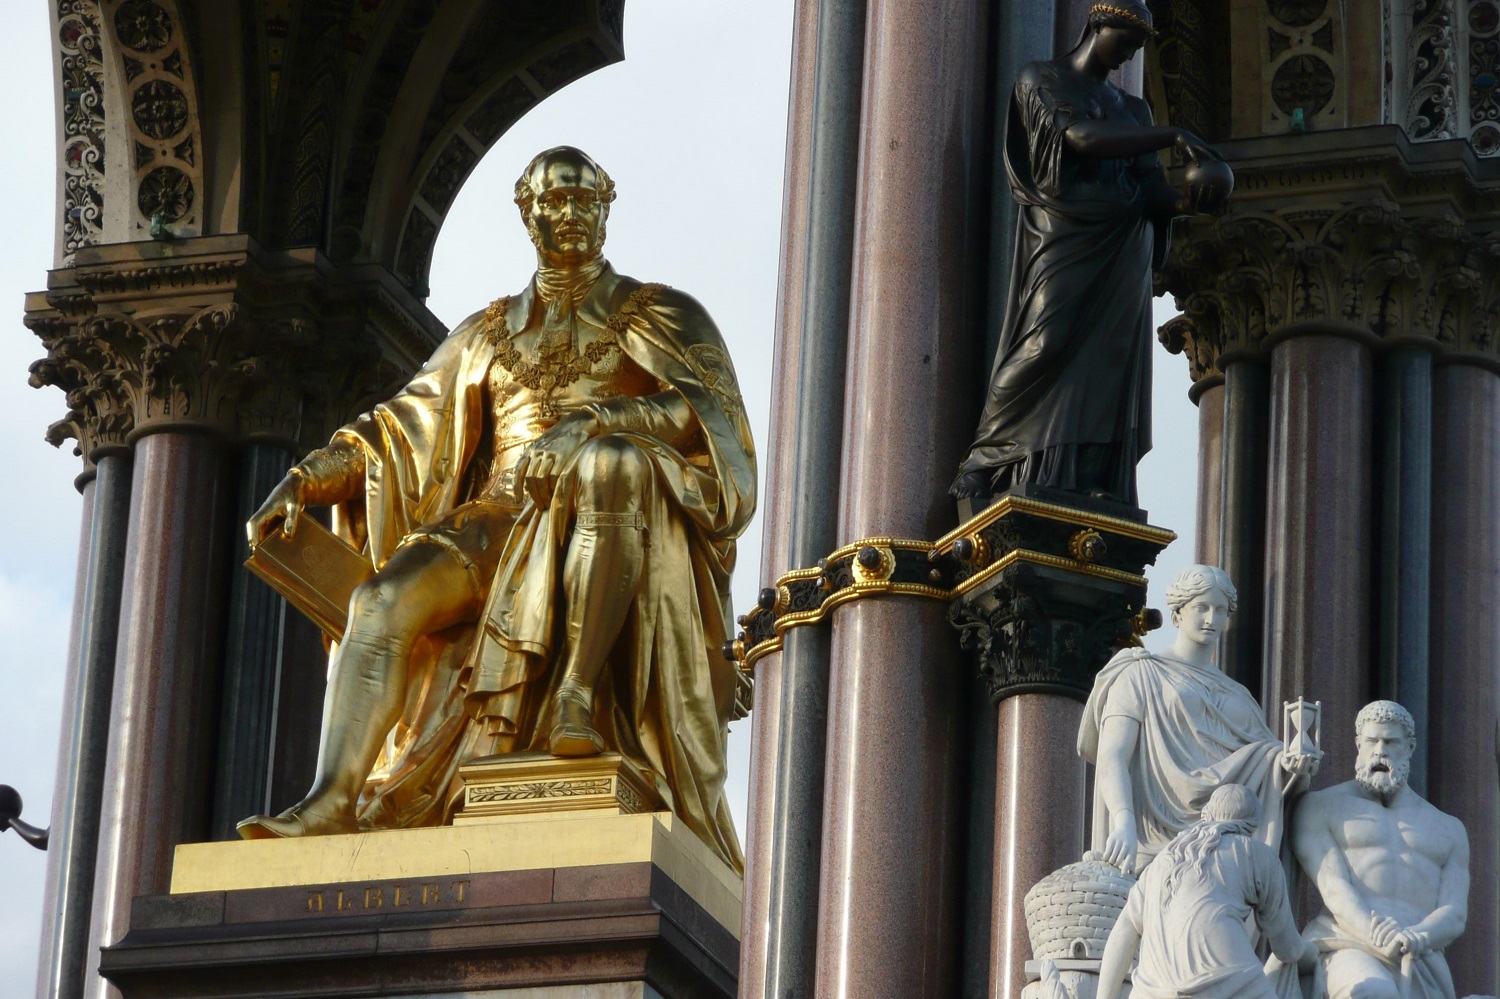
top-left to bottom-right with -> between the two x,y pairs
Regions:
318,265 -> 755,872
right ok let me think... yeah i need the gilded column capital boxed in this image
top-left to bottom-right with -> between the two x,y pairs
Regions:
25,236 -> 443,469
1157,128 -> 1500,384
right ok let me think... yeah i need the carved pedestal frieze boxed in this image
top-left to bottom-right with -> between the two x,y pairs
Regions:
1157,128 -> 1500,388
737,490 -> 1173,704
24,236 -> 444,477
938,491 -> 1174,702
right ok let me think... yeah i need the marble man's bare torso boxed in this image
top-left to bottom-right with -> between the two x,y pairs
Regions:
1321,784 -> 1458,927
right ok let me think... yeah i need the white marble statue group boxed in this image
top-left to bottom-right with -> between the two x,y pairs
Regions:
1052,565 -> 1474,999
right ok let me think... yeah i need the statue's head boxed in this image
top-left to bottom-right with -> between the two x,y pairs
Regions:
1354,700 -> 1415,797
1085,2 -> 1154,69
1201,783 -> 1259,824
513,146 -> 616,265
1163,564 -> 1236,646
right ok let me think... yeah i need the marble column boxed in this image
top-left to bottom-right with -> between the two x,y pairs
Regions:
85,433 -> 231,999
1194,379 -> 1225,565
1262,331 -> 1374,787
1374,345 -> 1433,794
813,0 -> 987,994
991,697 -> 1088,999
741,0 -> 864,993
1428,361 -> 1500,996
1219,356 -> 1270,699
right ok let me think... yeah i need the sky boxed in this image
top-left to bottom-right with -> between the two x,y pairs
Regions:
0,1 -> 1203,987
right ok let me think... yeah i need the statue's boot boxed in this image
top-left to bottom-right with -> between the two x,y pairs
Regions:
548,437 -> 648,758
236,630 -> 413,839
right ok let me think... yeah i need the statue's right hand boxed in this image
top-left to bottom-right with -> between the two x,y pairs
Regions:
1368,911 -> 1405,955
247,473 -> 308,547
1101,810 -> 1138,871
1172,128 -> 1220,165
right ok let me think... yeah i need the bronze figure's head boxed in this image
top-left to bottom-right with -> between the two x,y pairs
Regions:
514,146 -> 617,265
1086,1 -> 1154,68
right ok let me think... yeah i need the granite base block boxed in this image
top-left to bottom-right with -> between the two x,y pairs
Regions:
99,812 -> 738,999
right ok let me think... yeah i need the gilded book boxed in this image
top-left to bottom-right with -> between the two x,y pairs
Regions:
244,517 -> 371,640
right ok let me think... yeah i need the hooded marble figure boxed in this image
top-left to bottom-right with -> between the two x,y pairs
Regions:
951,0 -> 1231,506
1097,784 -> 1318,999
236,147 -> 756,872
1079,565 -> 1319,873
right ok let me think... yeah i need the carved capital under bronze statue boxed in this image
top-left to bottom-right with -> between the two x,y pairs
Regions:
951,0 -> 1232,509
235,147 -> 757,877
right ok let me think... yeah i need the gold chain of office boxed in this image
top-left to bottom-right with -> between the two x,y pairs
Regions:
481,283 -> 664,393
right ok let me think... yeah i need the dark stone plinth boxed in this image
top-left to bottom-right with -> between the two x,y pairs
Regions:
942,488 -> 1175,702
99,862 -> 737,998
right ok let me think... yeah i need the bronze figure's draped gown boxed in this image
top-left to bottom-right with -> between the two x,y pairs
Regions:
957,59 -> 1166,506
322,265 -> 755,871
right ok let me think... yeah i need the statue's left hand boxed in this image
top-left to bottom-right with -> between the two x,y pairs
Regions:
515,413 -> 596,505
1279,749 -> 1322,778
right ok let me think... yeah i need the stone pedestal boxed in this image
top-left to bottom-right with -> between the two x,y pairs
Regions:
942,489 -> 1173,999
98,812 -> 741,999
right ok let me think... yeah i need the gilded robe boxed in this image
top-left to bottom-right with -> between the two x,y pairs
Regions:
322,264 -> 756,871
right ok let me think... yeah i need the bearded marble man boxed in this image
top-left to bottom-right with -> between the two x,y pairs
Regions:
236,146 -> 756,873
1273,701 -> 1470,999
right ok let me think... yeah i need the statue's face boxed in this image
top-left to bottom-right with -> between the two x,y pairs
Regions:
1172,586 -> 1229,648
1093,24 -> 1149,70
525,158 -> 607,263
1354,720 -> 1413,796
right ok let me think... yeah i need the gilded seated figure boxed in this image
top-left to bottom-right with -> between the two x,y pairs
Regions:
237,146 -> 757,872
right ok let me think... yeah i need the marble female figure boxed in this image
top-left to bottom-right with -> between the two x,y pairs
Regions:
952,0 -> 1229,506
1078,565 -> 1319,872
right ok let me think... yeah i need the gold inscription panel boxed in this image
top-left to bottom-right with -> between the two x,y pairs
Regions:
216,867 -> 564,925
302,878 -> 472,914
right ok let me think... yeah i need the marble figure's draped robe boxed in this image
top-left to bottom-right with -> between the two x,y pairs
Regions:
1079,648 -> 1288,870
322,265 -> 756,872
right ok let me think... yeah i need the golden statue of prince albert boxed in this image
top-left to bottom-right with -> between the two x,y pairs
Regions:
237,146 -> 756,873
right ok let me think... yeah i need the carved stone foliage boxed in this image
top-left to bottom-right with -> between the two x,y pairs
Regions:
55,0 -> 108,262
104,0 -> 203,235
1408,0 -> 1459,141
1145,0 -> 1219,140
1469,0 -> 1500,155
23,242 -> 440,468
1263,0 -> 1341,130
950,562 -> 1144,703
1162,199 -> 1500,373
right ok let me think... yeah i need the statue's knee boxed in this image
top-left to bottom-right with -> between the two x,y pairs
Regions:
348,575 -> 406,630
1345,972 -> 1399,999
575,435 -> 650,507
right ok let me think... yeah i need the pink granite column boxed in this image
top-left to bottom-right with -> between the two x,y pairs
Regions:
1262,330 -> 1374,787
813,0 -> 988,994
84,433 -> 230,999
1428,361 -> 1499,995
35,472 -> 95,999
741,0 -> 818,991
1194,378 -> 1225,565
991,697 -> 1088,999
37,452 -> 133,999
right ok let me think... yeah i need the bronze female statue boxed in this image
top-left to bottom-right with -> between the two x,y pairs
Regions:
952,0 -> 1230,507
